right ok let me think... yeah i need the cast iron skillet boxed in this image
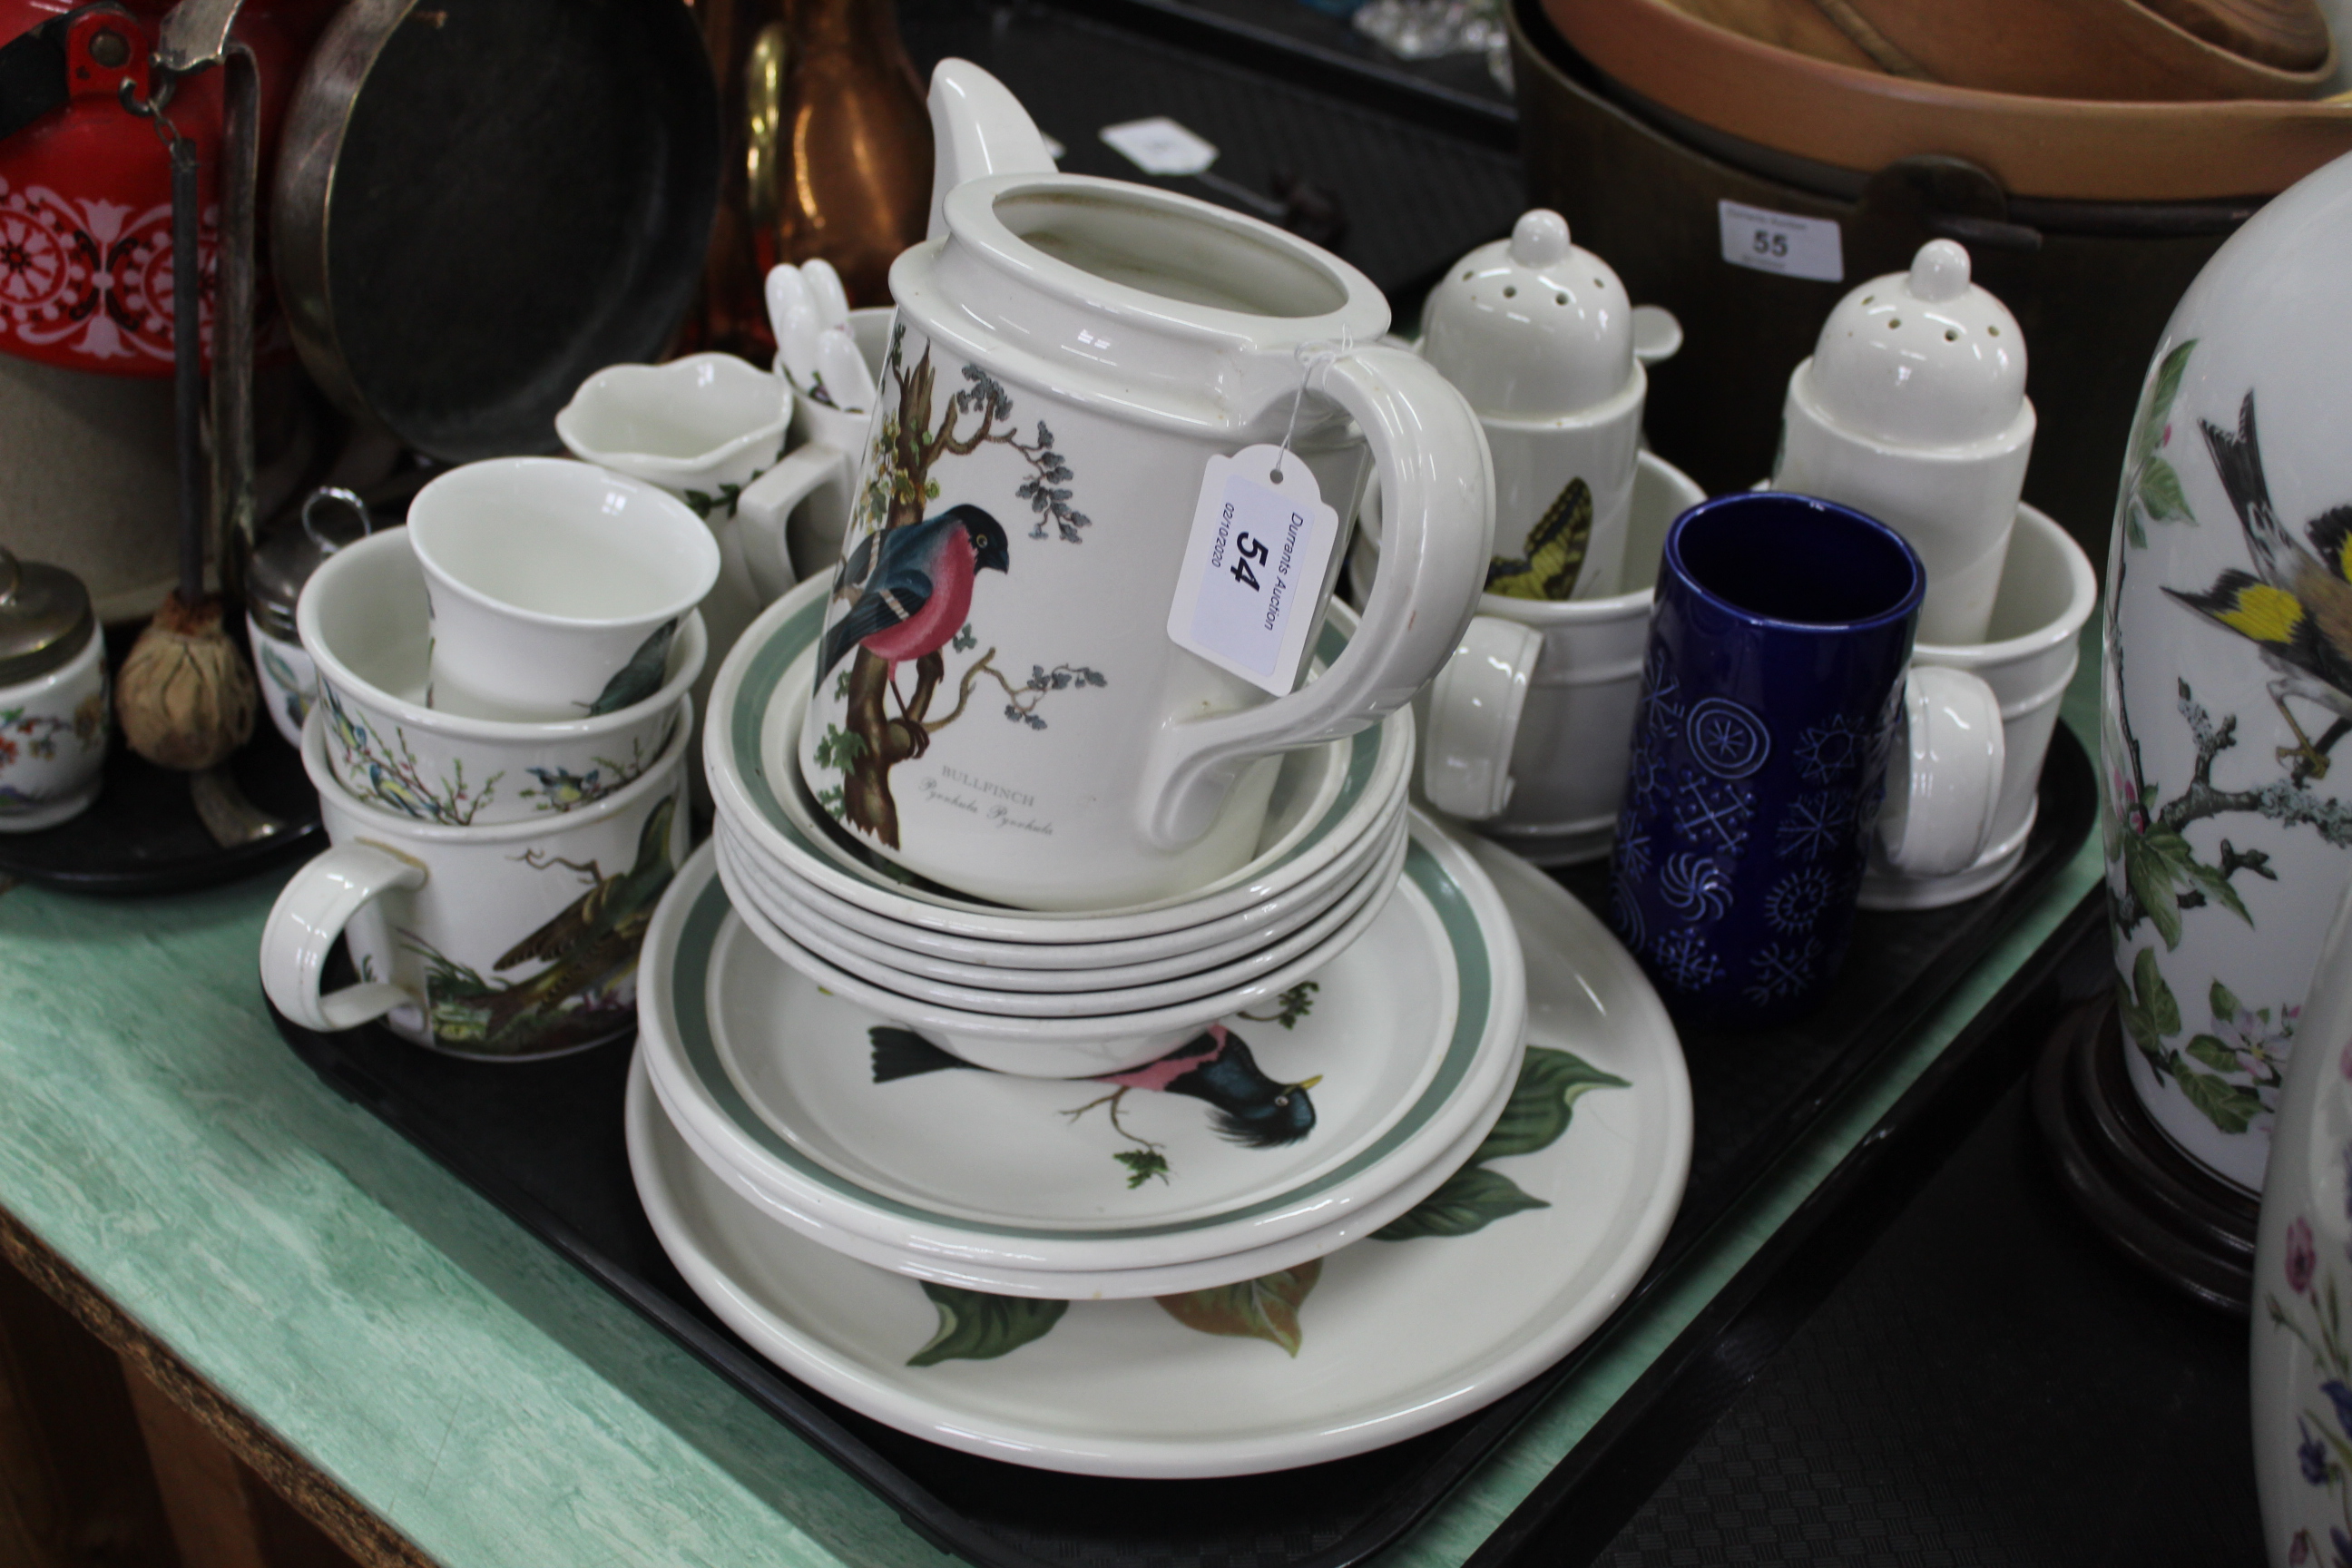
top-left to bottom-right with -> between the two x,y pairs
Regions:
271,0 -> 720,463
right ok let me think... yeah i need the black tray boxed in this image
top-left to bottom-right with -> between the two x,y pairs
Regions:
1471,906 -> 2265,1566
269,726 -> 2093,1568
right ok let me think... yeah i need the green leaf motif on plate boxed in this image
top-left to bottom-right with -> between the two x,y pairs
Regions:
1154,1260 -> 1321,1357
1373,1046 -> 1628,1244
1371,1165 -> 1549,1241
2184,1033 -> 2239,1073
1475,1046 -> 1631,1161
907,1285 -> 1066,1367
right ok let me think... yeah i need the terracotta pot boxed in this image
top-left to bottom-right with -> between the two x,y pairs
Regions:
1542,0 -> 2352,201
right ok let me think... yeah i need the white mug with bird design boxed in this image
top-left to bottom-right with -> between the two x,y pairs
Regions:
793,60 -> 1494,911
261,700 -> 691,1059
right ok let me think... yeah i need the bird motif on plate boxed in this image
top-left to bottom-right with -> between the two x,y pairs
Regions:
2166,393 -> 2352,780
870,1021 -> 1320,1150
818,504 -> 1011,685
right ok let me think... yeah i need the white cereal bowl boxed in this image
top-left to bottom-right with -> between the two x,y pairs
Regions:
728,769 -> 1406,972
730,813 -> 1441,1078
718,814 -> 1406,1014
705,578 -> 1413,945
720,795 -> 1406,989
299,529 -> 706,827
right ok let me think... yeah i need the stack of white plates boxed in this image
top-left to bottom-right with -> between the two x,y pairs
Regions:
627,577 -> 1695,1475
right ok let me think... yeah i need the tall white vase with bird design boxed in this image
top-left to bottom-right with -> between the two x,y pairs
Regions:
2102,150 -> 2352,1193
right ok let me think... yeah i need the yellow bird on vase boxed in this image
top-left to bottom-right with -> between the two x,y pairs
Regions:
2165,392 -> 2352,780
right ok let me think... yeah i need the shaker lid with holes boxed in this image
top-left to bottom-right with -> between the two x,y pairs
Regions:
1804,240 -> 2029,448
248,487 -> 378,641
0,547 -> 94,688
1419,210 -> 1635,420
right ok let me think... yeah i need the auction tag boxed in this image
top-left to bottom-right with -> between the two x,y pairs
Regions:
1718,200 -> 1844,283
1100,116 -> 1219,177
1166,444 -> 1339,695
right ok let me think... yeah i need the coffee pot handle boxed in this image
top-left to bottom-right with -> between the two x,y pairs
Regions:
1140,345 -> 1494,848
259,842 -> 426,1031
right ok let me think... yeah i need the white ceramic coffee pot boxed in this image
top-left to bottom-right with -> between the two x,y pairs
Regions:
1772,240 -> 2034,647
793,61 -> 1493,910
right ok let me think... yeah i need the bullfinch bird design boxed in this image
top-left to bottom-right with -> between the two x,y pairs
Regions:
818,504 -> 1012,684
870,1023 -> 1320,1148
2165,394 -> 2352,779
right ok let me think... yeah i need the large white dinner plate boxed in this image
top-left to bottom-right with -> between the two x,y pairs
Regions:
636,821 -> 1524,1279
628,832 -> 1690,1478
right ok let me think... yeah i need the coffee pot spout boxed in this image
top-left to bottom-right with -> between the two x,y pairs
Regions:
925,59 -> 1057,241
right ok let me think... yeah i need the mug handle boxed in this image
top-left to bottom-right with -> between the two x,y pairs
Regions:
259,842 -> 427,1031
1421,614 -> 1542,821
1139,345 -> 1494,848
1877,665 -> 2006,877
732,442 -> 850,605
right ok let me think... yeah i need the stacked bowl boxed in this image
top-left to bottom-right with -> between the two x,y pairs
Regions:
632,573 -> 1534,1299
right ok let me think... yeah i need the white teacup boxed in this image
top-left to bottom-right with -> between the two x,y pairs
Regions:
299,529 -> 703,827
408,458 -> 721,722
1856,503 -> 2095,909
261,700 -> 692,1058
1351,449 -> 1706,864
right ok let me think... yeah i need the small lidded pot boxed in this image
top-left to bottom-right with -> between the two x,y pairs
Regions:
1772,240 -> 2034,647
0,547 -> 109,832
1421,209 -> 1651,602
248,487 -> 377,749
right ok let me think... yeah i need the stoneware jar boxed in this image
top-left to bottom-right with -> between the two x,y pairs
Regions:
2102,149 -> 2352,1194
796,60 -> 1492,910
0,546 -> 108,832
1772,240 -> 2034,648
1420,210 -> 1660,603
2251,880 -> 2352,1566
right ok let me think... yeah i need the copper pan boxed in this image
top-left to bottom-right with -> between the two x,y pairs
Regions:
1543,0 -> 2352,201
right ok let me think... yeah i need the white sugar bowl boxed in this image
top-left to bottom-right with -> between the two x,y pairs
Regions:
1772,240 -> 2034,646
1421,210 -> 1655,603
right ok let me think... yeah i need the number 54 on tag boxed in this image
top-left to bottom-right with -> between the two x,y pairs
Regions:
1165,444 -> 1340,697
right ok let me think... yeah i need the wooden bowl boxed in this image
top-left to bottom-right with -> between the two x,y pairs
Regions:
1761,0 -> 2337,101
1544,0 -> 2352,200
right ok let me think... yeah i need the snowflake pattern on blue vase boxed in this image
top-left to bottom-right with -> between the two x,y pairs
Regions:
1745,936 -> 1824,1005
1773,789 -> 1854,861
1608,879 -> 1647,956
1671,769 -> 1755,855
1793,713 -> 1870,785
1640,648 -> 1685,743
1661,851 -> 1734,922
1615,807 -> 1655,882
1683,696 -> 1771,779
1764,863 -> 1836,934
1626,744 -> 1671,812
1650,926 -> 1725,992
